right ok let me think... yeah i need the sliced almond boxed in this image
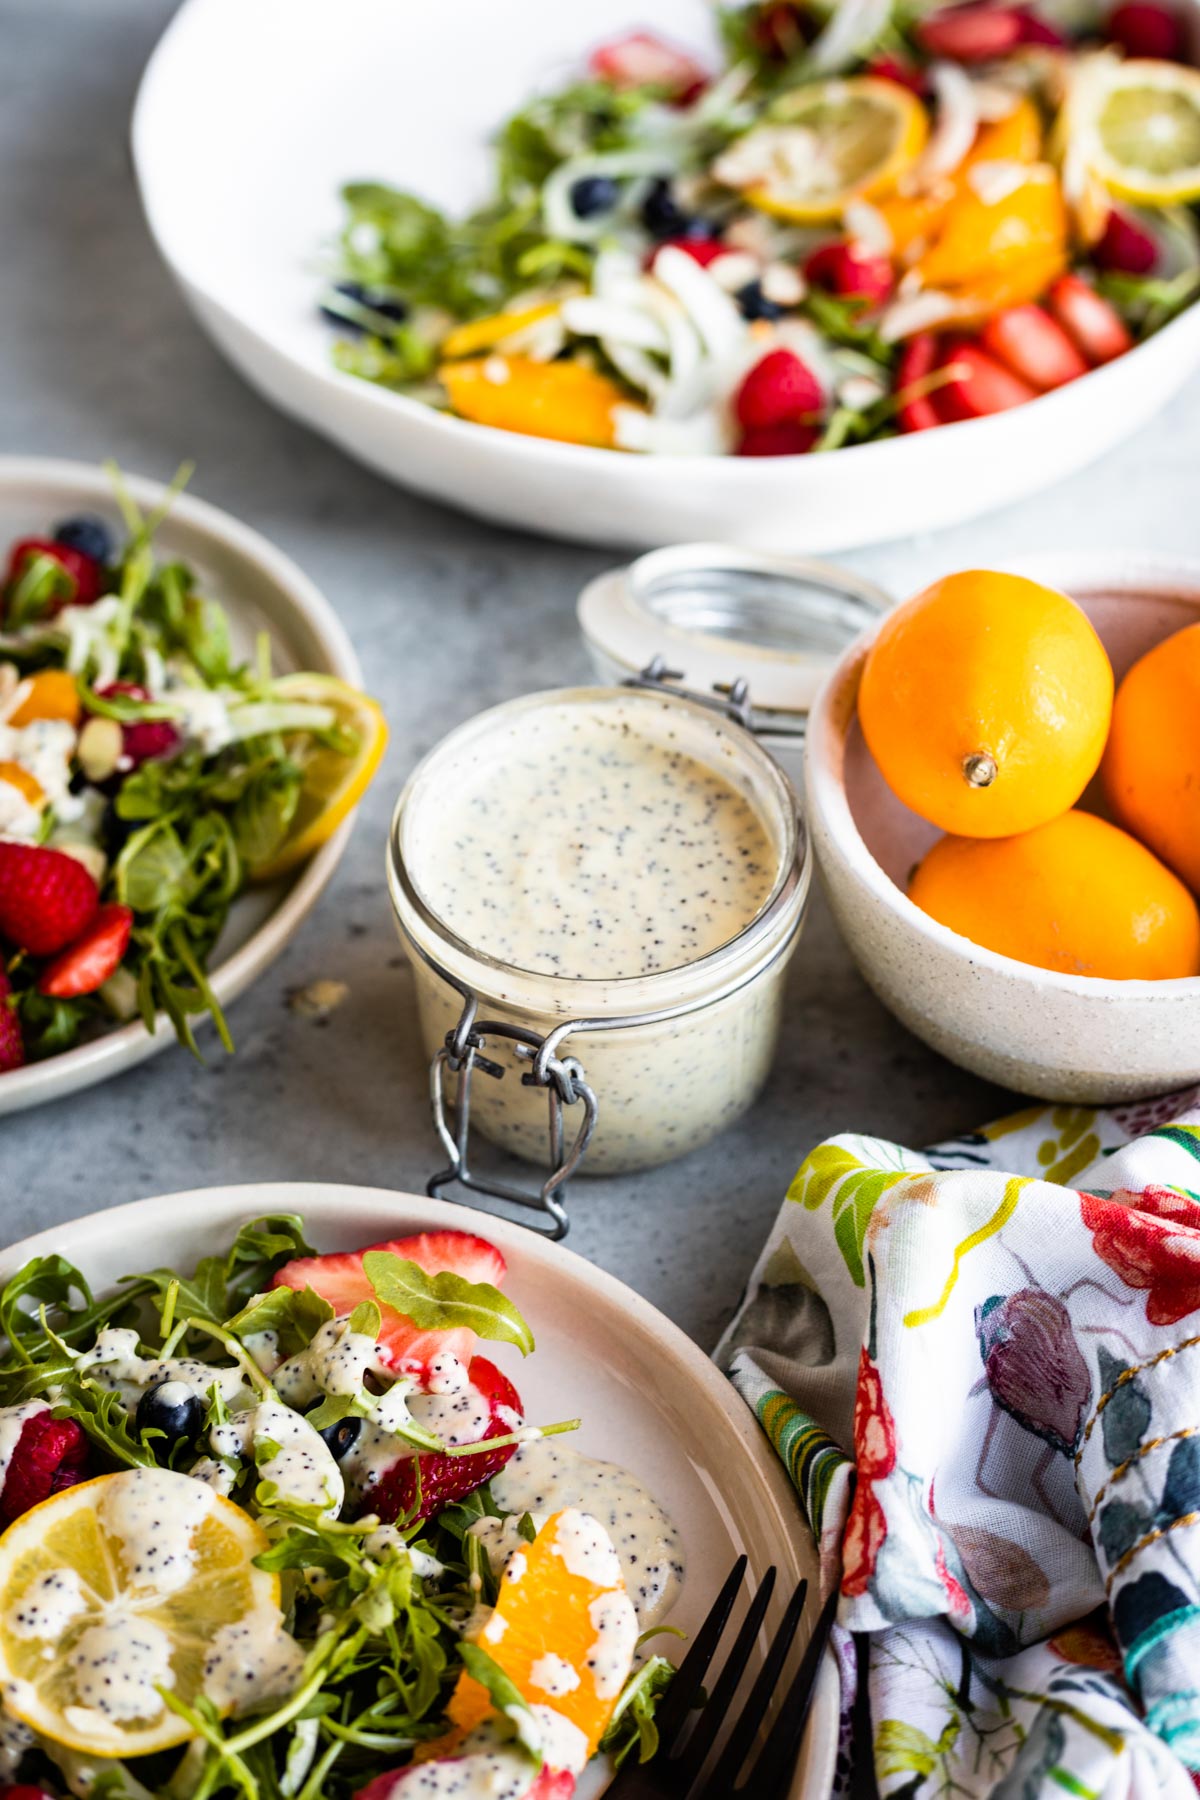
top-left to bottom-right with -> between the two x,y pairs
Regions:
76,716 -> 123,784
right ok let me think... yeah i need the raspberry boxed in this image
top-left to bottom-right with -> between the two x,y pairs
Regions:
0,1411 -> 90,1526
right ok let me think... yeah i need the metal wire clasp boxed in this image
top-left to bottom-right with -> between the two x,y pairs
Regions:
426,995 -> 598,1240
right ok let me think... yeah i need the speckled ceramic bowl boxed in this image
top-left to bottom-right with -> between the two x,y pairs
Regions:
806,552 -> 1200,1103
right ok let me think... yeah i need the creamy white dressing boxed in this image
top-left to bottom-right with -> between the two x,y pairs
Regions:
381,1738 -> 540,1797
487,1440 -> 684,1628
66,1616 -> 174,1723
56,597 -> 124,686
203,1610 -> 305,1713
528,1653 -> 579,1698
152,679 -> 234,755
8,1568 -> 89,1640
76,1327 -> 253,1413
411,701 -> 775,980
99,1467 -> 214,1595
0,1705 -> 34,1778
273,1317 -> 391,1406
586,1591 -> 639,1701
211,1400 -> 344,1516
341,1354 -> 494,1507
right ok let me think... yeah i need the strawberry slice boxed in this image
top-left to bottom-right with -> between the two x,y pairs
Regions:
1107,1 -> 1185,61
1015,10 -> 1068,45
356,1767 -> 573,1800
1094,208 -> 1159,276
351,1355 -> 523,1526
895,333 -> 952,433
4,538 -> 104,615
980,305 -> 1089,390
39,904 -> 133,999
588,32 -> 707,102
1047,273 -> 1134,365
734,348 -> 823,432
805,241 -> 894,306
0,843 -> 99,957
0,1409 -> 90,1526
916,5 -> 1025,60
272,1229 -> 508,1375
0,969 -> 23,1075
936,337 -> 1039,419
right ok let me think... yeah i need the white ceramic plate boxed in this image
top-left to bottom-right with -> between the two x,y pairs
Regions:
132,0 -> 1200,554
0,459 -> 362,1115
0,1184 -> 840,1798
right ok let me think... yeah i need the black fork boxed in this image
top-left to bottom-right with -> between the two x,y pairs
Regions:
610,1557 -> 838,1799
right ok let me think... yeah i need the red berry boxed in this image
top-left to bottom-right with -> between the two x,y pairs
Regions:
588,32 -> 708,102
352,1356 -> 524,1526
4,538 -> 103,614
916,5 -> 1025,60
895,332 -> 951,433
865,53 -> 928,94
39,904 -> 133,1000
273,1230 -> 508,1377
1015,10 -> 1068,44
737,421 -> 820,455
1094,208 -> 1159,276
0,1409 -> 90,1526
0,1788 -> 61,1800
805,241 -> 894,306
980,304 -> 1090,390
936,337 -> 1040,419
649,235 -> 726,270
0,969 -> 24,1074
1046,273 -> 1134,366
94,682 -> 181,767
1107,1 -> 1185,60
0,843 -> 99,957
734,349 -> 823,431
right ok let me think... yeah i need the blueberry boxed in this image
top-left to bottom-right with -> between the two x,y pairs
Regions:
53,515 -> 112,565
318,1415 -> 362,1460
736,281 -> 783,321
137,1381 -> 203,1448
641,178 -> 690,239
570,175 -> 620,218
319,281 -> 409,334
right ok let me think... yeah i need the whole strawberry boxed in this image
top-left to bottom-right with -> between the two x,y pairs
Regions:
0,1408 -> 90,1526
0,969 -> 23,1074
352,1356 -> 523,1526
0,843 -> 98,956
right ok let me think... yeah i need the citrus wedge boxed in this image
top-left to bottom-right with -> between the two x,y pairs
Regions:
441,304 -> 561,360
1078,59 -> 1200,204
715,77 -> 928,222
0,1469 -> 288,1757
248,672 -> 387,882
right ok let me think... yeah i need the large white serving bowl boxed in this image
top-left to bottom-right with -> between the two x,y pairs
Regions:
806,552 -> 1200,1102
0,1184 -> 839,1799
131,0 -> 1200,555
0,459 -> 362,1115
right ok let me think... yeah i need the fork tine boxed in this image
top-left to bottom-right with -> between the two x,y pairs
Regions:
669,1566 -> 778,1787
741,1586 -> 840,1800
652,1555 -> 747,1756
692,1575 -> 809,1800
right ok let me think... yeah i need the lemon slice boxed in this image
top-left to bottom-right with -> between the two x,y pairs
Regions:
249,672 -> 388,882
1079,59 -> 1200,204
715,77 -> 928,222
0,1469 -> 289,1757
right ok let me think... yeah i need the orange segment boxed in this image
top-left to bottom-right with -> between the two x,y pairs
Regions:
442,304 -> 561,359
442,1509 -> 638,1763
915,165 -> 1066,290
8,669 -> 81,729
440,356 -> 633,449
966,96 -> 1044,168
0,763 -> 45,808
937,243 -> 1069,324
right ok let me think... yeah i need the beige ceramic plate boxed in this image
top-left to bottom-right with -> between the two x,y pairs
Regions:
0,458 -> 362,1116
0,1183 -> 840,1797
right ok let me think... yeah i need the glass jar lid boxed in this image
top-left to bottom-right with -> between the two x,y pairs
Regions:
577,542 -> 891,723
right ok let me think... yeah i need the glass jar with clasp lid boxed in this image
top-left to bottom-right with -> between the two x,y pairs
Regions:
387,545 -> 889,1238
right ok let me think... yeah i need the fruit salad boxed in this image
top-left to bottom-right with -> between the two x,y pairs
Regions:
0,481 -> 387,1071
0,1218 -> 682,1799
319,1 -> 1200,456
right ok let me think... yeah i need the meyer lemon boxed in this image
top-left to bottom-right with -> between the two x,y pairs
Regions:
858,570 -> 1113,838
248,672 -> 387,882
1077,58 -> 1200,205
0,1469 -> 289,1757
909,810 -> 1200,980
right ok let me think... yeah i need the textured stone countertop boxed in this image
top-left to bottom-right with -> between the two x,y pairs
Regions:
4,0 -> 1199,1349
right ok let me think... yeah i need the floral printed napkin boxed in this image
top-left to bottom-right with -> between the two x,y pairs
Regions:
716,1089 -> 1200,1798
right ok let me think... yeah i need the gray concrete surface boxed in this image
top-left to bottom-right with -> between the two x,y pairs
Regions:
2,0 -> 1198,1350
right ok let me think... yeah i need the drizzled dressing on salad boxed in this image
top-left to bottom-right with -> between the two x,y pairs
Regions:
0,1217 -> 683,1800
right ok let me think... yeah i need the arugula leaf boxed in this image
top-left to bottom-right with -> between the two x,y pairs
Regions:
224,1214 -> 317,1304
600,1654 -> 676,1767
226,1285 -> 335,1358
52,1379 -> 159,1471
457,1644 -> 543,1768
347,1300 -> 382,1340
0,1253 -> 93,1364
362,1254 -> 534,1356
133,1256 -> 228,1329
